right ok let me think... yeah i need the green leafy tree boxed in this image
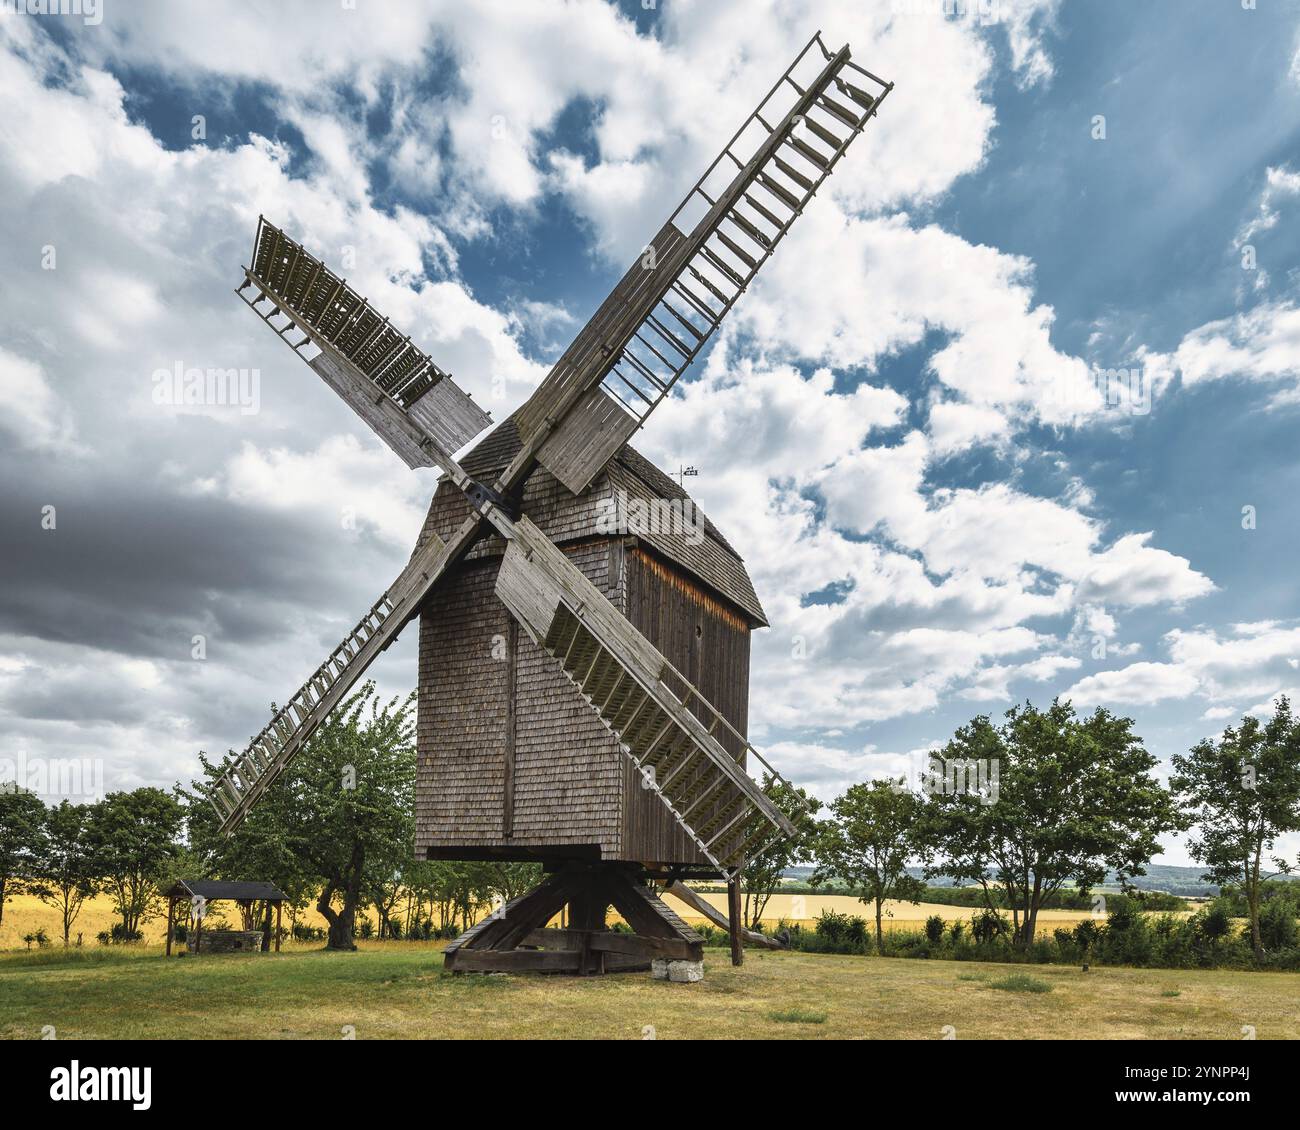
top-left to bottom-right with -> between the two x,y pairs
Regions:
813,780 -> 930,953
928,700 -> 1179,947
29,801 -> 98,946
0,786 -> 46,926
741,776 -> 821,929
366,868 -> 405,938
85,787 -> 184,937
228,684 -> 414,950
1171,698 -> 1300,959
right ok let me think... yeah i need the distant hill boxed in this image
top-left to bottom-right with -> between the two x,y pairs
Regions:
781,863 -> 1298,898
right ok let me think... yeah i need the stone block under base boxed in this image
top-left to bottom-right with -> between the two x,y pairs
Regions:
651,958 -> 705,983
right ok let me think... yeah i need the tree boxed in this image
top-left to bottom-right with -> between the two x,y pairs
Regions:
0,786 -> 46,926
928,700 -> 1179,947
1171,698 -> 1300,959
366,868 -> 405,938
814,780 -> 930,953
86,788 -> 183,937
277,684 -> 416,949
29,801 -> 98,946
741,776 -> 820,929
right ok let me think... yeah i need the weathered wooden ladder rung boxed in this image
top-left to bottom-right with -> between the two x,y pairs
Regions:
571,32 -> 891,447
209,592 -> 399,834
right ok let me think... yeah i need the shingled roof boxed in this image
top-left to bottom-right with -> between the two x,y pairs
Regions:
418,416 -> 767,627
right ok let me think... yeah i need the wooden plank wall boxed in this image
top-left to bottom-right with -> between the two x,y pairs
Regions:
620,545 -> 752,865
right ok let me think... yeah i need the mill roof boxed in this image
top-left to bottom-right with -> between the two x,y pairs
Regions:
420,416 -> 767,628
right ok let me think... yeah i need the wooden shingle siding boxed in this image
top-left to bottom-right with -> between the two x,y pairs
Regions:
509,544 -> 623,856
415,544 -> 623,859
415,561 -> 512,856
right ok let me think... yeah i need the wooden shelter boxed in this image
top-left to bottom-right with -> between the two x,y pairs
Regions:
164,879 -> 287,956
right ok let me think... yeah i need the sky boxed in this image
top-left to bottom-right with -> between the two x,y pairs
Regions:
2,0 -> 1300,869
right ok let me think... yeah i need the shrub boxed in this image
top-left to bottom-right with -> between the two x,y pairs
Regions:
971,908 -> 1009,945
1197,904 -> 1233,941
925,915 -> 946,945
1053,927 -> 1078,961
1260,897 -> 1299,951
1073,918 -> 1100,953
96,923 -> 144,945
814,910 -> 850,943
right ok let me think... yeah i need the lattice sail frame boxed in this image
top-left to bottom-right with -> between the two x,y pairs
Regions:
511,31 -> 892,494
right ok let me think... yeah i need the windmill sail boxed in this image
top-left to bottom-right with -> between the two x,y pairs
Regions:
237,218 -> 491,475
493,515 -> 800,878
207,513 -> 483,836
509,32 -> 891,495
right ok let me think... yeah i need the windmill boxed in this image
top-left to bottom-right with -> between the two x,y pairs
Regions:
212,33 -> 891,974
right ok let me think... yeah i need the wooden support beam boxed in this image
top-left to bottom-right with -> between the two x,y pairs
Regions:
728,876 -> 744,967
664,881 -> 784,950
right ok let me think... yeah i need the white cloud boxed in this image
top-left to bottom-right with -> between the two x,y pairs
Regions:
1237,164 -> 1300,243
1065,662 -> 1200,707
735,213 -> 1104,437
0,348 -> 78,453
216,435 -> 434,550
1065,621 -> 1300,710
1172,300 -> 1300,394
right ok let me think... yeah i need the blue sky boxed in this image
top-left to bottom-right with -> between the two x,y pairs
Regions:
3,1 -> 1300,868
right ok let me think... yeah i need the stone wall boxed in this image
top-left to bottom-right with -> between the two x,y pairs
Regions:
192,929 -> 264,954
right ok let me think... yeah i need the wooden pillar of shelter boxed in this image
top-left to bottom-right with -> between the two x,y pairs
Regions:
165,897 -> 175,957
192,903 -> 202,957
727,876 -> 744,967
275,902 -> 282,951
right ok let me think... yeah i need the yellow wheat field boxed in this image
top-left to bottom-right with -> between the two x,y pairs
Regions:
1,888 -> 1154,951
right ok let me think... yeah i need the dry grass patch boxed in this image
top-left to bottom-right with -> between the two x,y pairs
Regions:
1,945 -> 1296,1040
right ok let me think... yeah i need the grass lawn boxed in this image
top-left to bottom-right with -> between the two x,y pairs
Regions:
1,944 -> 1294,1040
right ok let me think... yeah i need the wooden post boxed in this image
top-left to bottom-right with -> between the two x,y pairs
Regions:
193,902 -> 202,957
727,876 -> 744,967
165,897 -> 174,957
275,902 -> 282,952
568,877 -> 608,975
